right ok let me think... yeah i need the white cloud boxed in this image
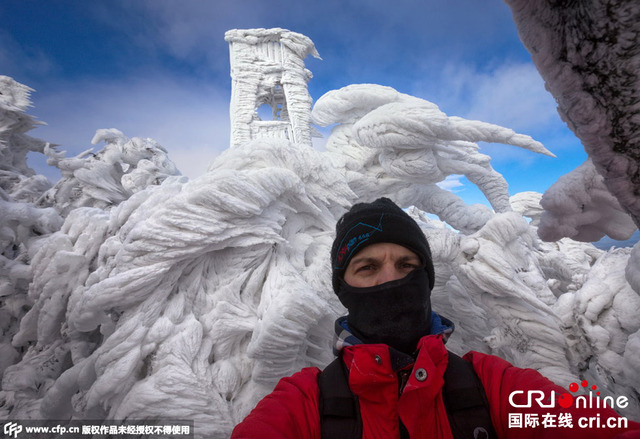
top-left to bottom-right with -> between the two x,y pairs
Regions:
408,60 -> 584,170
462,63 -> 558,132
414,61 -> 559,135
88,0 -> 274,75
437,175 -> 465,192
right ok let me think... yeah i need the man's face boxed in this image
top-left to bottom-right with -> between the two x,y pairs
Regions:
343,242 -> 421,288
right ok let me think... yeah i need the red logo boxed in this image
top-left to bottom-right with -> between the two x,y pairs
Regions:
337,244 -> 349,263
558,380 -> 599,409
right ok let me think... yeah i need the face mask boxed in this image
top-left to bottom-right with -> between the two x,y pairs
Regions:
336,268 -> 432,355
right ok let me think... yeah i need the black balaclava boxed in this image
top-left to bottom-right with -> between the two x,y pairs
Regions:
331,198 -> 435,354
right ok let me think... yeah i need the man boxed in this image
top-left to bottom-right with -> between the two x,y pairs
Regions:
231,198 -> 639,438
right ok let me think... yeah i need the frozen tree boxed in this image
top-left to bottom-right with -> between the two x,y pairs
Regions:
39,128 -> 181,216
538,158 -> 636,242
505,0 -> 640,236
0,76 -> 62,381
0,78 -> 182,420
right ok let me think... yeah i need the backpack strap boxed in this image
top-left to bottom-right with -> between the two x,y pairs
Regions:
442,352 -> 498,439
318,357 -> 362,439
318,351 -> 497,439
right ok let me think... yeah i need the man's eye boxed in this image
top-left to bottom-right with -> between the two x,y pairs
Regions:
356,265 -> 374,272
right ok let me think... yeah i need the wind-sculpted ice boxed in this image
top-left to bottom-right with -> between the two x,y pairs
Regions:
0,76 -> 53,205
0,76 -> 48,184
3,137 -> 354,437
507,0 -> 640,294
2,72 -> 640,438
554,248 -> 640,405
312,84 -> 554,234
538,159 -> 637,243
39,128 -> 181,216
505,0 -> 640,300
505,0 -> 640,231
0,76 -> 63,387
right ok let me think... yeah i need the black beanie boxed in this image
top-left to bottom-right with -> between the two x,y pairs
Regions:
331,198 -> 435,292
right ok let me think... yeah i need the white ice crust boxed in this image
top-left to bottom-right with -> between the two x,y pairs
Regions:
538,158 -> 637,242
505,0 -> 640,233
1,29 -> 640,439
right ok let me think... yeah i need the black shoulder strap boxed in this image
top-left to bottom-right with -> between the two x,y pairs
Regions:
442,352 -> 498,439
318,352 -> 497,439
318,357 -> 362,439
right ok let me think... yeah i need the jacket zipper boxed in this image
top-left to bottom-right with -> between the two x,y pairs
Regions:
398,369 -> 411,396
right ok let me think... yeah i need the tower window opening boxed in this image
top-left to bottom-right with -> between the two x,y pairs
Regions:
256,103 -> 276,121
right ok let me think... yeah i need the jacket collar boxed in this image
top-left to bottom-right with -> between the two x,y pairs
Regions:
333,312 -> 455,356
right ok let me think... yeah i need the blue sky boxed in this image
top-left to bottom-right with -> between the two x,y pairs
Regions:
2,0 -> 588,206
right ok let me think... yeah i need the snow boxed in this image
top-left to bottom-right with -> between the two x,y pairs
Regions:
539,158 -> 637,243
1,21 -> 640,439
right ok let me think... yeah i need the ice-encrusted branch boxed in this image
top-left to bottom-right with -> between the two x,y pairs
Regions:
506,0 -> 640,229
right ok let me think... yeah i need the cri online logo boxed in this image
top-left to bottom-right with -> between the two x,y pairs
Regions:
509,379 -> 630,410
558,380 -> 599,408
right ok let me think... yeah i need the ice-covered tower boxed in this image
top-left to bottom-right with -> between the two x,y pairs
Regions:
225,28 -> 320,148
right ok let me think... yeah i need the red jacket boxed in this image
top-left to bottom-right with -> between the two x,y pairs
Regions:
231,334 -> 640,438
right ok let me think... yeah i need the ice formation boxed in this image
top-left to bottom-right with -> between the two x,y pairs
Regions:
0,76 -> 63,383
505,0 -> 640,233
38,128 -> 181,216
1,25 -> 640,439
226,28 -> 320,148
311,84 -> 554,234
538,158 -> 637,242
